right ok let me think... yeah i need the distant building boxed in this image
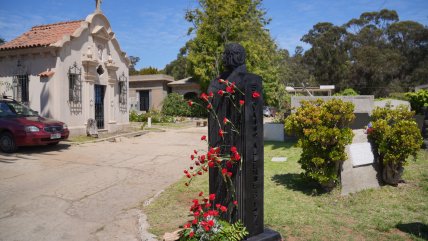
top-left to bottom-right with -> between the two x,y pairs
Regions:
0,6 -> 130,136
168,77 -> 201,99
129,74 -> 174,112
286,85 -> 335,96
129,75 -> 201,112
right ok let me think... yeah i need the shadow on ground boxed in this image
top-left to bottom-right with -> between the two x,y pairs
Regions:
271,173 -> 327,196
264,141 -> 296,150
396,222 -> 428,240
0,143 -> 71,163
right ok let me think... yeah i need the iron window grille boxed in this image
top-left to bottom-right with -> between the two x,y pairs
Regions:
118,72 -> 127,106
15,75 -> 29,104
68,62 -> 82,103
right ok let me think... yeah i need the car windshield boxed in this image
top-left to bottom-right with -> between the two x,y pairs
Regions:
0,101 -> 39,118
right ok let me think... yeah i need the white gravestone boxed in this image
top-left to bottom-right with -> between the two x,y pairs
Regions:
271,157 -> 287,162
349,142 -> 374,167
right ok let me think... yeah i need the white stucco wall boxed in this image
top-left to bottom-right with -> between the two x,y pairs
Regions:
0,12 -> 129,136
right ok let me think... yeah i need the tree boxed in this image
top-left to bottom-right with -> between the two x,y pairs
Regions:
0,37 -> 5,45
185,0 -> 282,106
129,56 -> 140,75
301,22 -> 350,90
138,66 -> 161,75
164,46 -> 191,80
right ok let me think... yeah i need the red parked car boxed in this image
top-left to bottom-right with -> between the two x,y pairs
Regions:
0,97 -> 69,153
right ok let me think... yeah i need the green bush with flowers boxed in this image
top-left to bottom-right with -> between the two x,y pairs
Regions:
368,105 -> 423,185
285,99 -> 355,190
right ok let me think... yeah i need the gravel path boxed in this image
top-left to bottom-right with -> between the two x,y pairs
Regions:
0,126 -> 207,241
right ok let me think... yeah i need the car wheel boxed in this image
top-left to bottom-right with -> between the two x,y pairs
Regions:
0,132 -> 17,153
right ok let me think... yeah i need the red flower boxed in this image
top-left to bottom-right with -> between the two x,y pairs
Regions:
218,79 -> 225,83
189,232 -> 194,238
190,155 -> 195,160
230,146 -> 237,153
184,223 -> 191,229
197,171 -> 202,175
190,166 -> 193,170
186,173 -> 191,178
221,168 -> 227,175
233,152 -> 241,161
226,85 -> 235,94
187,100 -> 193,107
227,172 -> 233,177
220,206 -> 228,212
208,220 -> 215,227
233,200 -> 238,205
239,100 -> 245,106
201,135 -> 207,141
199,191 -> 203,196
184,170 -> 188,174
200,92 -> 209,101
219,129 -> 225,137
200,155 -> 206,162
208,161 -> 215,168
194,150 -> 198,154
209,194 -> 216,201
192,219 -> 198,225
216,204 -> 221,209
208,92 -> 214,98
207,104 -> 212,109
226,161 -> 233,169
195,161 -> 200,166
252,91 -> 261,98
217,90 -> 224,96
223,117 -> 229,124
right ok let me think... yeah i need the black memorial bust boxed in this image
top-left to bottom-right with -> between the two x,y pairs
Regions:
208,43 -> 281,240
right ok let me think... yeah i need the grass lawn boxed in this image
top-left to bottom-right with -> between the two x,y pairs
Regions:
142,141 -> 428,240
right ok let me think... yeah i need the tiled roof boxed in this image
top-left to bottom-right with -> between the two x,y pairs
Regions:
0,20 -> 84,51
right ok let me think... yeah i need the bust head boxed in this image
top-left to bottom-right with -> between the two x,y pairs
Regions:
222,43 -> 246,70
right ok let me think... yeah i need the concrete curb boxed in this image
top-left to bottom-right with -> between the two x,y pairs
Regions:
68,129 -> 166,145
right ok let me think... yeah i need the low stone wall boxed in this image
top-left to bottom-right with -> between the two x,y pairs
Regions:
291,96 -> 375,114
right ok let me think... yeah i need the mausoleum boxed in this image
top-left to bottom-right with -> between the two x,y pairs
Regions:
0,3 -> 130,136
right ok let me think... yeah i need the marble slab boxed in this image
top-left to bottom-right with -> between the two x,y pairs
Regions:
349,142 -> 374,167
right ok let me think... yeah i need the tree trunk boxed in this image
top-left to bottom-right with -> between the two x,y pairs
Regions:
382,162 -> 404,186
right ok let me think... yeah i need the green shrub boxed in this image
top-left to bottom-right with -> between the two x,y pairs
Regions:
368,105 -> 423,185
285,99 -> 355,190
334,88 -> 359,96
405,89 -> 428,114
161,93 -> 191,117
129,110 -> 174,123
161,93 -> 208,118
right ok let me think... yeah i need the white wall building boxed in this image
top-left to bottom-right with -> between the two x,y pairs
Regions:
0,8 -> 129,136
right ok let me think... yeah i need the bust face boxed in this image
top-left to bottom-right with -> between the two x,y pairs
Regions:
222,43 -> 246,70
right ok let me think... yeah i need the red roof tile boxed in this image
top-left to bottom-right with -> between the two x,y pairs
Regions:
0,20 -> 84,51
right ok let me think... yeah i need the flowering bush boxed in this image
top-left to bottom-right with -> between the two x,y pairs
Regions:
285,99 -> 355,190
179,79 -> 261,240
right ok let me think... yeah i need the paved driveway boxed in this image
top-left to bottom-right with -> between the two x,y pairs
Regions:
0,126 -> 207,241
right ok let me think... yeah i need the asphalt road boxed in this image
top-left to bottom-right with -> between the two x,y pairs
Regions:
0,126 -> 207,241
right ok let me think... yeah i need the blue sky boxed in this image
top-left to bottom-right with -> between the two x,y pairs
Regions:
1,0 -> 427,70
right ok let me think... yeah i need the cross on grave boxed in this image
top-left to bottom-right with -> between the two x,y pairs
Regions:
95,0 -> 103,11
208,43 -> 281,241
